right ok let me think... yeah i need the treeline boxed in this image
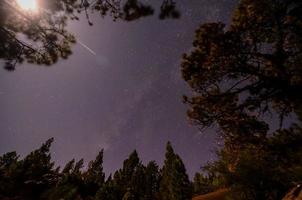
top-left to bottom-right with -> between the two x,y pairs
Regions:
1,126 -> 302,200
0,140 -> 193,200
1,127 -> 302,200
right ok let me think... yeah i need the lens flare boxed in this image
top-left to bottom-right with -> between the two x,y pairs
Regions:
16,0 -> 38,11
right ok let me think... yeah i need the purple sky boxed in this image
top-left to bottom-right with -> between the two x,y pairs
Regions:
0,0 -> 238,178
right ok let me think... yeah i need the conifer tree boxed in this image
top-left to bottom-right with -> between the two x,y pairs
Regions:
0,139 -> 196,200
95,175 -> 120,200
22,138 -> 56,182
0,138 -> 57,199
159,142 -> 192,200
44,158 -> 84,200
181,0 -> 302,147
62,159 -> 76,174
192,172 -> 218,196
0,151 -> 18,169
19,138 -> 57,198
83,150 -> 105,198
144,161 -> 161,200
0,151 -> 20,198
114,150 -> 147,200
122,188 -> 136,200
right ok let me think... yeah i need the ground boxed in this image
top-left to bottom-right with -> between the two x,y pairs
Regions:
192,189 -> 229,200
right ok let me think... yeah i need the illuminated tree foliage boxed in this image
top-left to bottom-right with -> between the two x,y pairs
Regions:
182,0 -> 302,142
0,0 -> 179,70
201,125 -> 302,200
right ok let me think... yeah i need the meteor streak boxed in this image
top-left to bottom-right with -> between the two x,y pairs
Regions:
78,40 -> 96,56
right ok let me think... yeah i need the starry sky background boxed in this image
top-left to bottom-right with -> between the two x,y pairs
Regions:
0,0 -> 238,178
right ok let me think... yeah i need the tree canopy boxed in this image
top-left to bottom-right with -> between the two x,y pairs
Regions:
182,0 -> 302,142
1,0 -> 302,199
159,142 -> 192,200
0,0 -> 179,70
181,1 -> 302,199
198,125 -> 302,199
0,139 -> 190,200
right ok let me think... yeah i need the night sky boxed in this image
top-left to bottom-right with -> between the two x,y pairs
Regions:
0,0 -> 237,178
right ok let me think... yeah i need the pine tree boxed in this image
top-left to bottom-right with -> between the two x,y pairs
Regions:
201,125 -> 302,200
122,150 -> 140,180
0,140 -> 196,200
116,150 -> 147,199
0,138 -> 58,199
0,151 -> 19,198
192,172 -> 217,196
144,161 -> 161,200
44,158 -> 84,200
159,142 -> 192,200
22,138 -> 56,182
20,138 -> 57,198
0,151 -> 18,169
83,150 -> 105,198
122,188 -> 136,200
131,163 -> 147,199
95,175 -> 120,200
62,159 -> 76,174
181,0 -> 302,145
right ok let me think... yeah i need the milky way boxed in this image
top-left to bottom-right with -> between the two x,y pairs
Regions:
0,0 -> 238,177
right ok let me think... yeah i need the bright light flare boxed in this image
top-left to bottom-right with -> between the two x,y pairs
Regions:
16,0 -> 38,12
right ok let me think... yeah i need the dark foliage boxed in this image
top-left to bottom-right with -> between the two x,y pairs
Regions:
0,140 -> 191,200
181,1 -> 302,199
159,142 -> 192,200
181,0 -> 302,142
200,125 -> 302,200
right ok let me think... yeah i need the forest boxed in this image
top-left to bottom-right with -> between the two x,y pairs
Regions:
0,0 -> 302,199
0,140 -> 193,200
